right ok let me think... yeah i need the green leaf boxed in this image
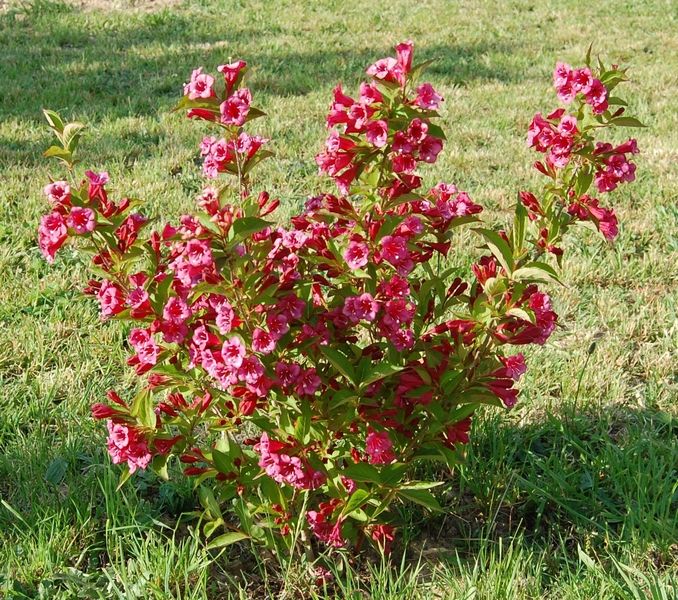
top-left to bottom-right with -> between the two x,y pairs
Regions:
45,457 -> 68,485
457,388 -> 503,407
425,122 -> 447,141
130,389 -> 155,429
343,462 -> 382,484
43,146 -> 72,161
245,106 -> 267,122
398,488 -> 443,511
151,454 -> 169,480
506,307 -> 534,322
341,489 -> 370,517
198,486 -> 222,520
173,95 -> 220,112
512,200 -> 528,252
195,211 -> 223,235
328,389 -> 357,411
584,43 -> 593,68
408,58 -> 435,82
116,466 -> 132,491
513,261 -> 563,285
380,463 -> 409,487
574,168 -> 593,197
231,217 -> 273,242
294,400 -> 312,444
400,480 -> 445,490
212,449 -> 231,474
320,346 -> 356,385
440,370 -> 464,393
609,116 -> 647,128
607,96 -> 628,107
43,109 -> 64,133
203,518 -> 224,539
206,531 -> 249,550
62,121 -> 86,153
360,362 -> 404,388
475,228 -> 514,274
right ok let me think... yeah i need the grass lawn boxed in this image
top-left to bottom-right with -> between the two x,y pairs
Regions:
0,0 -> 676,597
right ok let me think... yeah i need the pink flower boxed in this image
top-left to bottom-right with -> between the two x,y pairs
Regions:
419,135 -> 443,163
572,68 -> 593,94
615,139 -> 639,155
295,368 -> 321,396
266,313 -> 289,340
557,115 -> 578,137
443,417 -> 472,448
343,293 -> 379,323
344,239 -> 369,270
586,79 -> 608,114
382,299 -> 415,327
487,378 -> 519,408
106,421 -> 152,474
390,327 -> 414,352
215,300 -> 236,334
307,510 -> 346,547
159,320 -> 188,344
501,354 -> 527,380
359,82 -> 383,105
252,327 -> 276,354
415,83 -> 443,110
379,275 -> 410,298
275,361 -> 301,390
588,202 -> 618,241
569,195 -> 619,241
254,433 -> 324,490
365,430 -> 396,465
137,339 -> 160,366
594,169 -> 618,193
341,476 -> 357,494
239,355 -> 265,384
553,62 -> 575,103
66,206 -> 96,234
217,60 -> 247,92
184,239 -> 213,267
346,103 -> 371,133
527,113 -> 555,152
38,212 -> 68,262
379,235 -> 413,274
236,132 -> 268,158
369,524 -> 396,554
43,181 -> 71,206
392,153 -> 416,173
222,336 -> 246,369
366,56 -> 402,84
395,40 -> 414,75
366,119 -> 389,148
220,88 -> 251,126
527,291 -> 558,344
163,296 -> 191,324
97,280 -> 125,318
183,67 -> 215,100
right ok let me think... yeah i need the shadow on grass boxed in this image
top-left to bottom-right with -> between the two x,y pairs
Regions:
1,402 -> 675,596
0,3 -> 519,166
405,404 -> 677,573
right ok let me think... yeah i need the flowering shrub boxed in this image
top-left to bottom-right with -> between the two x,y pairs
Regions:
38,42 -> 643,555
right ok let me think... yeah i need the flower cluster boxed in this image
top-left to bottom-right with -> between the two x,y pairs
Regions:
316,40 -> 445,196
553,62 -> 608,113
37,43 -> 641,557
525,59 -> 643,245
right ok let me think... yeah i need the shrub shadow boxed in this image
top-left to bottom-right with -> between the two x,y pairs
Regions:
0,6 -> 518,165
409,405 -> 678,571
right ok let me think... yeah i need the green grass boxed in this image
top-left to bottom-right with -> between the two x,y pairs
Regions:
1,0 -> 676,597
